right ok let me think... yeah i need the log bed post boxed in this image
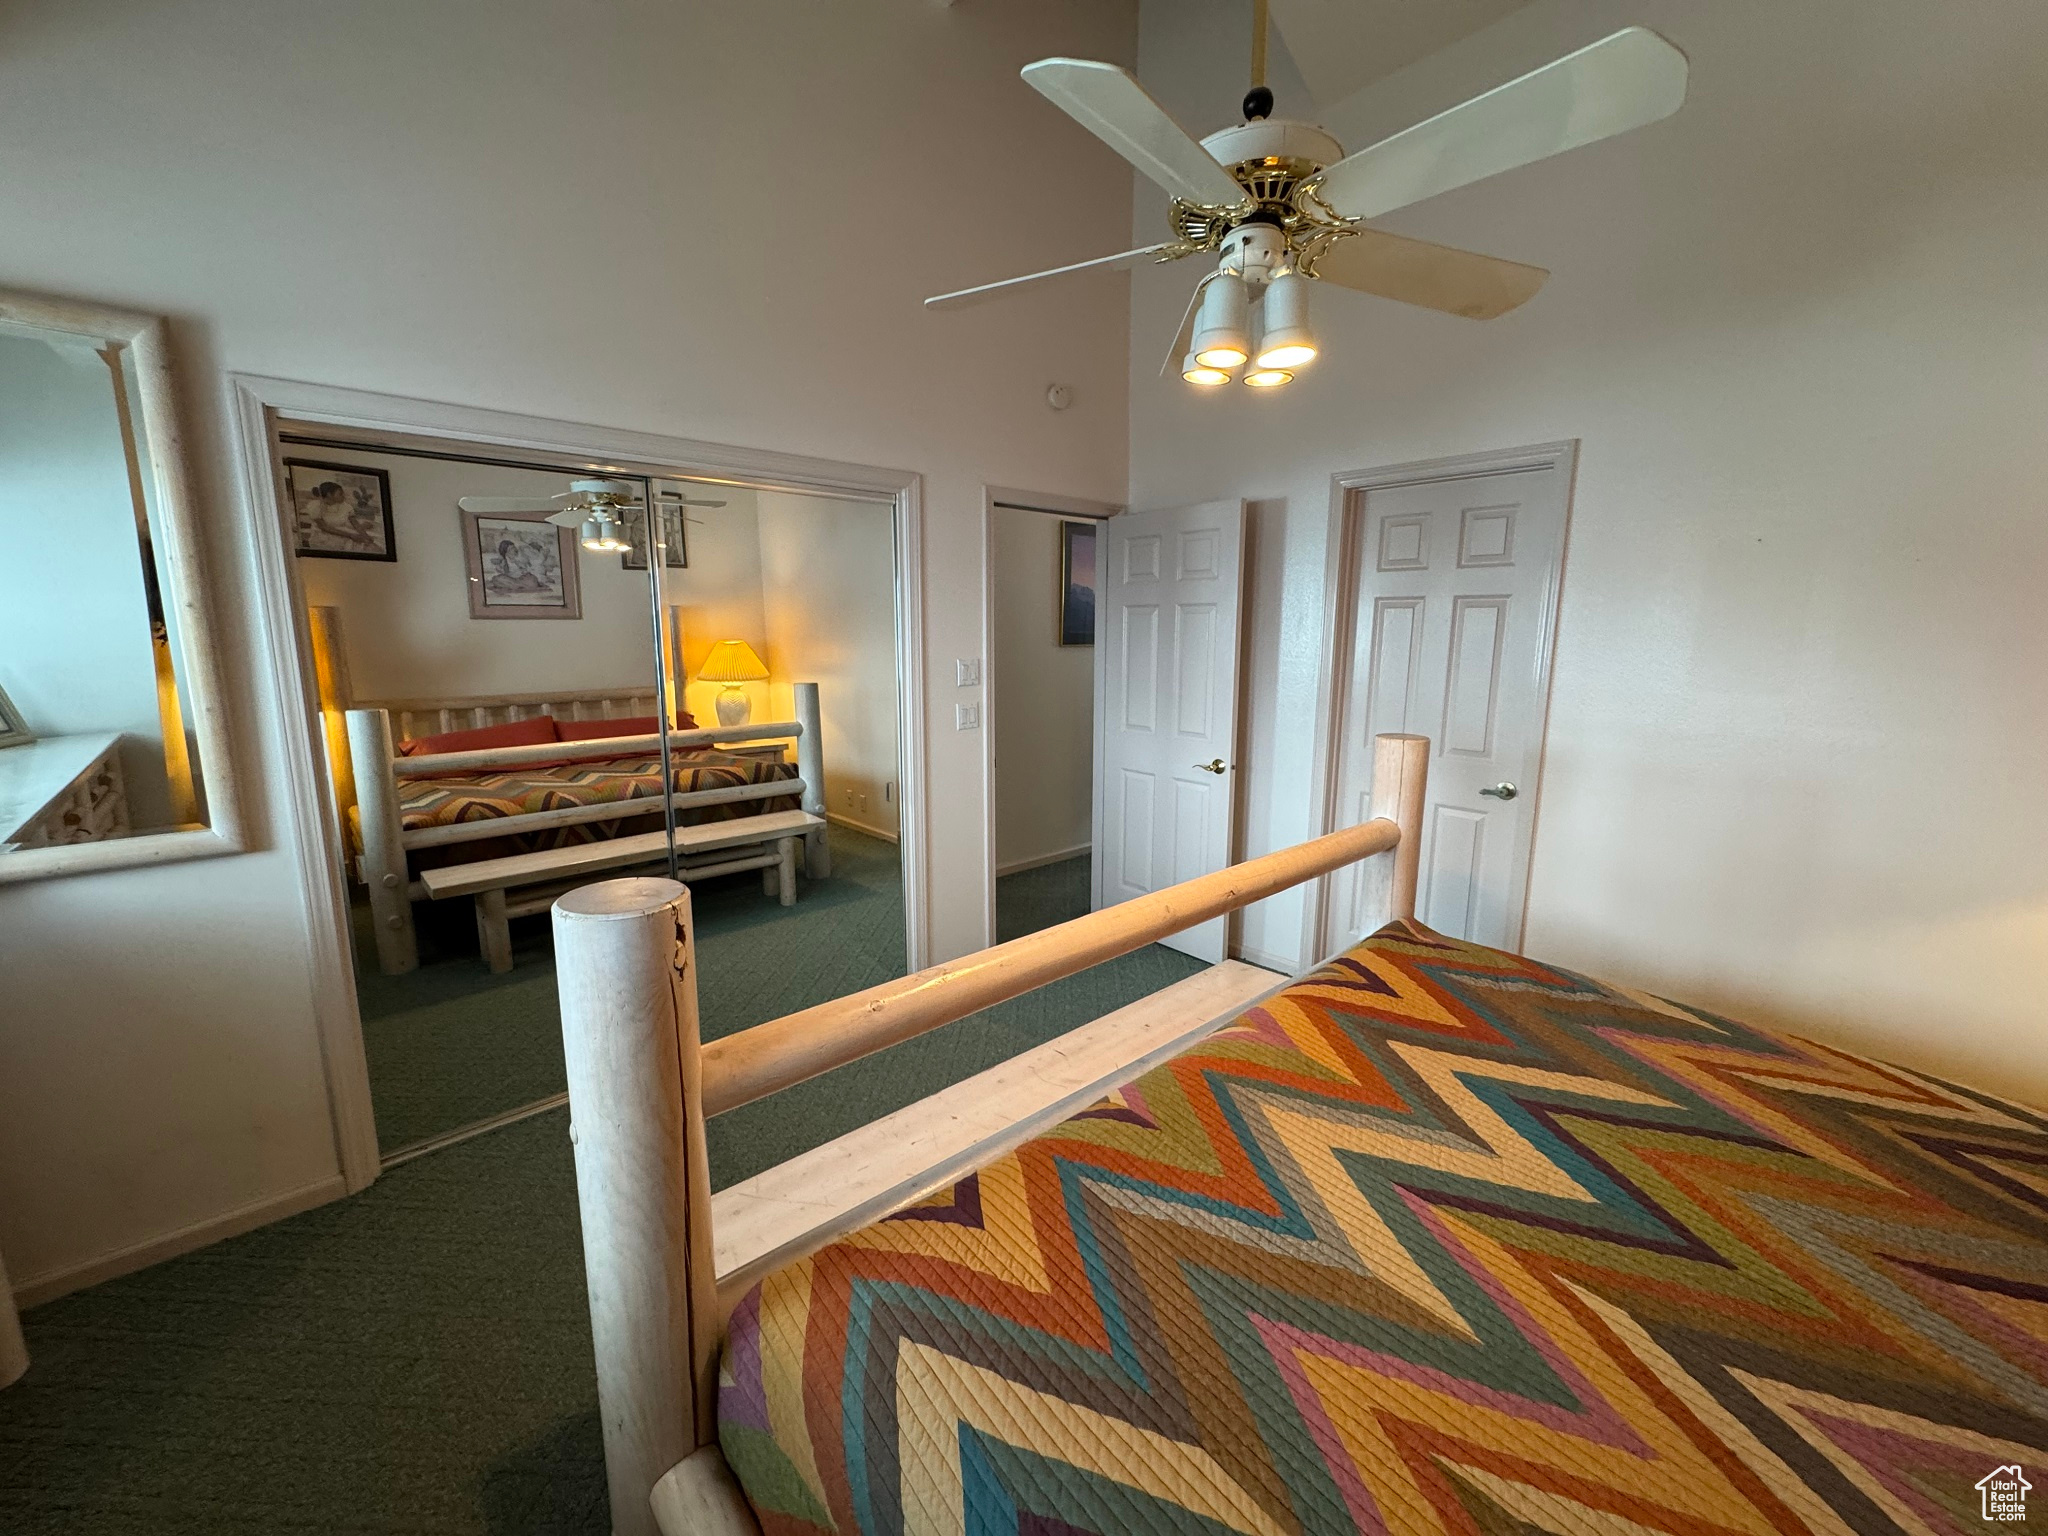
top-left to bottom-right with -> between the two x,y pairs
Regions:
1368,732 -> 1429,928
793,681 -> 830,879
345,707 -> 418,975
555,879 -> 725,1536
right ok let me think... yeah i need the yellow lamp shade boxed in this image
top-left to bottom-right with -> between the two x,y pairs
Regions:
698,638 -> 768,684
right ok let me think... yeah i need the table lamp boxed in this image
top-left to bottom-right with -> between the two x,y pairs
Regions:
699,639 -> 768,727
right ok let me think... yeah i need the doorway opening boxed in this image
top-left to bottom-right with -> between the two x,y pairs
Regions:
258,403 -> 918,1170
983,491 -> 1254,969
988,499 -> 1104,942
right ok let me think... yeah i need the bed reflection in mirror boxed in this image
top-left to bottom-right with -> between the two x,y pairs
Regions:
274,423 -> 891,1165
0,319 -> 209,854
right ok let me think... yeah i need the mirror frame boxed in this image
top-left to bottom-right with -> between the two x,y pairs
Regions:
0,288 -> 245,883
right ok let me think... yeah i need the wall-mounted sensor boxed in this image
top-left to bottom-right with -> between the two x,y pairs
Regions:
1045,384 -> 1073,411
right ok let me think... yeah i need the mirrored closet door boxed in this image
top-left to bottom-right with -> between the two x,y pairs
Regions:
279,426 -> 677,1160
275,419 -> 909,1168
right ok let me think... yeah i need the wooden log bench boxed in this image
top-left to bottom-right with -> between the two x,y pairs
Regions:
419,808 -> 826,973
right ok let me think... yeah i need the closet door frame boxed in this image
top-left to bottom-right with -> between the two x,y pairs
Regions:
228,374 -> 929,1195
1300,440 -> 1578,968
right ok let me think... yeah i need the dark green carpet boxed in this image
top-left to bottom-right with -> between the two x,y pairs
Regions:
993,853 -> 1091,943
356,825 -> 917,1155
1,1115 -> 603,1533
354,901 -> 571,1155
0,829 -> 1203,1532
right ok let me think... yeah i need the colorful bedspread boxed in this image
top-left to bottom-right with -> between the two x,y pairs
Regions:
393,750 -> 797,840
720,922 -> 2048,1536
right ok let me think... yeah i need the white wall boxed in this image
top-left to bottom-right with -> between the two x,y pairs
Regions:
1133,0 -> 2048,1102
292,447 -> 769,720
757,493 -> 900,840
0,0 -> 1135,1298
0,331 -> 175,827
992,508 -> 1095,872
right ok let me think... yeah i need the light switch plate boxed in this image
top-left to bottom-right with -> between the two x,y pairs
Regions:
954,658 -> 981,687
955,703 -> 980,730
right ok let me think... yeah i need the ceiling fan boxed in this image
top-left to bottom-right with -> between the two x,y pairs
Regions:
926,6 -> 1687,390
457,478 -> 728,554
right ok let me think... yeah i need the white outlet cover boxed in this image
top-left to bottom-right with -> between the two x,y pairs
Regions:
955,703 -> 980,730
955,657 -> 981,687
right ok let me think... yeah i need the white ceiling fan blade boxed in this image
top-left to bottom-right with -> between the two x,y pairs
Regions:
1314,28 -> 1687,222
1312,228 -> 1548,319
1021,59 -> 1249,208
458,496 -> 561,514
544,507 -> 592,527
650,482 -> 729,509
927,242 -> 1181,312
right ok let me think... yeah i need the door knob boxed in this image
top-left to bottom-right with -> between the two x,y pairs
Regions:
1479,782 -> 1517,800
1195,759 -> 1229,775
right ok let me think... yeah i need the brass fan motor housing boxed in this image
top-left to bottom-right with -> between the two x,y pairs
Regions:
1167,152 -> 1357,277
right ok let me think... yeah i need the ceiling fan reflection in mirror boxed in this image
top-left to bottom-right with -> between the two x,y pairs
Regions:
457,478 -> 728,554
926,2 -> 1687,390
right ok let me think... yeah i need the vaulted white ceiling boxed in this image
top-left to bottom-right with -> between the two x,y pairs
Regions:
1268,0 -> 1531,108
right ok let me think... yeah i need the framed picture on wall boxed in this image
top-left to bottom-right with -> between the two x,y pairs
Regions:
1058,519 -> 1096,646
620,505 -> 689,571
284,459 -> 396,561
460,507 -> 582,620
0,682 -> 34,749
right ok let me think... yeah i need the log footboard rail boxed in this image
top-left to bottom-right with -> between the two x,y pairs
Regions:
554,733 -> 1429,1536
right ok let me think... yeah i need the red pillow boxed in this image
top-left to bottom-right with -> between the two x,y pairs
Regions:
397,716 -> 559,756
555,712 -> 699,741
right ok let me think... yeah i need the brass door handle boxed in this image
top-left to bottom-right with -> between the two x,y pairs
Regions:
1195,759 -> 1229,775
1479,782 -> 1518,800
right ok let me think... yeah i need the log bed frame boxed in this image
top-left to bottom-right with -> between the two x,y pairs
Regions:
344,690 -> 828,976
551,732 -> 1430,1536
310,601 -> 829,976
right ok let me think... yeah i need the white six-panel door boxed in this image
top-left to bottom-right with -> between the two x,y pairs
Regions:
1321,461 -> 1568,956
1093,501 -> 1246,963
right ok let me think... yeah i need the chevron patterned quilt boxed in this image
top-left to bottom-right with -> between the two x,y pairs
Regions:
718,922 -> 2048,1536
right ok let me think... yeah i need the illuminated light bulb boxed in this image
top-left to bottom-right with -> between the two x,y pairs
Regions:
1243,368 -> 1293,388
1181,352 -> 1231,387
1190,271 -> 1251,371
1256,341 -> 1317,369
1255,270 -> 1318,371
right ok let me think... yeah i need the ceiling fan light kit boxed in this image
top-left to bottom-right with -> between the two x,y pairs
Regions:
580,514 -> 629,554
925,10 -> 1687,397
